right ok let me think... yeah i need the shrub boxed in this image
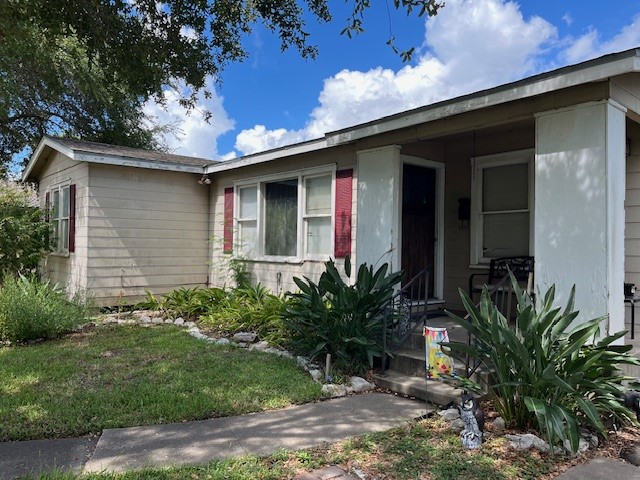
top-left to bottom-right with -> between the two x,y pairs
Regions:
284,257 -> 402,375
444,276 -> 640,453
136,286 -> 226,319
199,284 -> 290,346
0,181 -> 52,276
0,275 -> 91,342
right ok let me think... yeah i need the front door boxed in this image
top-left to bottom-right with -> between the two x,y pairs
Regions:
401,163 -> 436,299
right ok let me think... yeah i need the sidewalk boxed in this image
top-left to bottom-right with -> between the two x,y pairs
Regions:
1,392 -> 639,479
0,393 -> 428,479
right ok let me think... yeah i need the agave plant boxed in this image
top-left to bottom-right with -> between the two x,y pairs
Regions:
443,275 -> 640,453
284,256 -> 402,375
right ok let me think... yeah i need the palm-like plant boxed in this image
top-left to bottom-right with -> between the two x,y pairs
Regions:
444,275 -> 640,452
285,257 -> 402,374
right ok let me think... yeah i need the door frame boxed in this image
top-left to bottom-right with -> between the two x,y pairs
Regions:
400,154 -> 445,300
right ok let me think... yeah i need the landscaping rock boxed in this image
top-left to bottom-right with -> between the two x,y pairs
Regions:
505,433 -> 551,453
621,444 -> 640,466
233,332 -> 258,343
349,376 -> 374,393
264,347 -> 281,355
437,408 -> 460,421
215,338 -> 231,346
151,317 -> 164,324
164,319 -> 173,324
185,322 -> 196,328
321,384 -> 348,398
174,317 -> 185,325
297,356 -> 310,370
492,417 -> 506,433
309,369 -> 323,382
249,341 -> 270,351
139,315 -> 152,324
450,418 -> 465,432
563,437 -> 590,455
236,342 -> 248,348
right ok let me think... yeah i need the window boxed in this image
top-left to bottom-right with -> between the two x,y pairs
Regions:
471,151 -> 533,264
264,179 -> 299,256
304,175 -> 332,256
49,184 -> 73,254
232,169 -> 339,259
237,185 -> 257,255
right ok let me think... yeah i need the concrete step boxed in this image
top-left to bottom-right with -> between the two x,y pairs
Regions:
373,370 -> 463,406
389,346 -> 490,385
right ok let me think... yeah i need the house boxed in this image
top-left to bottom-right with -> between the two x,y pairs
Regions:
22,47 -> 640,341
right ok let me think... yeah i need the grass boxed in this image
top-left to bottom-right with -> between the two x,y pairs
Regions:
34,417 -> 560,480
0,324 -> 322,441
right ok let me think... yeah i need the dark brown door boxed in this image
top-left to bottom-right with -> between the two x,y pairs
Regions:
401,164 -> 436,299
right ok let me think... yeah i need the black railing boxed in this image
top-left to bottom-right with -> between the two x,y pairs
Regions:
381,265 -> 430,372
464,273 -> 513,380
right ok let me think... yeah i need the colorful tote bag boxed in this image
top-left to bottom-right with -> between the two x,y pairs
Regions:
424,326 -> 455,379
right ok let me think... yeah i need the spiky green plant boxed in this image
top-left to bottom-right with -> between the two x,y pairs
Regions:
284,257 -> 402,375
444,276 -> 640,453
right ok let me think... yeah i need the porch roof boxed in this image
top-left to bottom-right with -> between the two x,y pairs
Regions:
205,47 -> 640,174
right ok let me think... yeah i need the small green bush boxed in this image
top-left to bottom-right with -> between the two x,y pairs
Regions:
199,284 -> 290,346
137,286 -> 226,319
444,275 -> 640,453
284,257 -> 402,375
0,275 -> 91,342
0,181 -> 52,276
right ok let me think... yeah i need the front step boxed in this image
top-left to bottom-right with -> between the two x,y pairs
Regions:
373,370 -> 463,405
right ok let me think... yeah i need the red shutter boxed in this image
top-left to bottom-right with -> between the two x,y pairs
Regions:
223,187 -> 234,253
334,169 -> 353,258
69,184 -> 76,253
44,191 -> 50,222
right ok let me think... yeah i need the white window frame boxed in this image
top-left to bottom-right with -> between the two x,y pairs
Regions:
236,185 -> 258,256
233,165 -> 336,262
49,182 -> 71,256
470,149 -> 534,265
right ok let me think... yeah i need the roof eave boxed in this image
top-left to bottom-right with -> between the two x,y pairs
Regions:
205,138 -> 328,174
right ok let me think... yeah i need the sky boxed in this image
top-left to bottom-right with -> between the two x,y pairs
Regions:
143,0 -> 640,161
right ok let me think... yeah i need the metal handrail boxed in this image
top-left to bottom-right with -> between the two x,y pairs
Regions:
381,265 -> 430,372
464,273 -> 513,379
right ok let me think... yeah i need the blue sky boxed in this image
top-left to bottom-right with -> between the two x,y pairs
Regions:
143,0 -> 640,160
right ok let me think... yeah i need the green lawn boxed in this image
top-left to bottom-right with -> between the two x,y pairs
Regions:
0,325 -> 322,441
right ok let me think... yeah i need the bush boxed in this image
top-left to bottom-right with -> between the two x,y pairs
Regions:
0,275 -> 91,342
284,257 -> 402,375
444,276 -> 640,453
0,181 -> 52,276
137,286 -> 227,319
199,284 -> 290,346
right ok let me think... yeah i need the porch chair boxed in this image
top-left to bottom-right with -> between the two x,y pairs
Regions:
468,256 -> 534,313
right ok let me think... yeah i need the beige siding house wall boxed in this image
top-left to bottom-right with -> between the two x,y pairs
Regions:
86,164 -> 209,305
38,152 -> 89,295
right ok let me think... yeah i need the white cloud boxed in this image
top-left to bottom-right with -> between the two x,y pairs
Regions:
562,13 -> 573,26
143,77 -> 236,159
561,13 -> 640,64
235,0 -> 558,155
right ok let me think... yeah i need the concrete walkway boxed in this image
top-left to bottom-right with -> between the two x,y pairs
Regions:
1,392 -> 639,479
0,393 -> 428,479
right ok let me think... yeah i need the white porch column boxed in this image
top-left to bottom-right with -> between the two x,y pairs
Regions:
356,145 -> 402,271
535,100 -> 626,337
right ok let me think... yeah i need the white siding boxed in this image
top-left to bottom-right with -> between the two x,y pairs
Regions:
86,164 -> 209,305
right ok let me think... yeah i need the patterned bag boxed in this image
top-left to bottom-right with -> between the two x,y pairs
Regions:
424,326 -> 455,379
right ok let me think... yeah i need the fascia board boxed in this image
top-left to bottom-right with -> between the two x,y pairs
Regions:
205,138 -> 328,174
74,152 -> 205,173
